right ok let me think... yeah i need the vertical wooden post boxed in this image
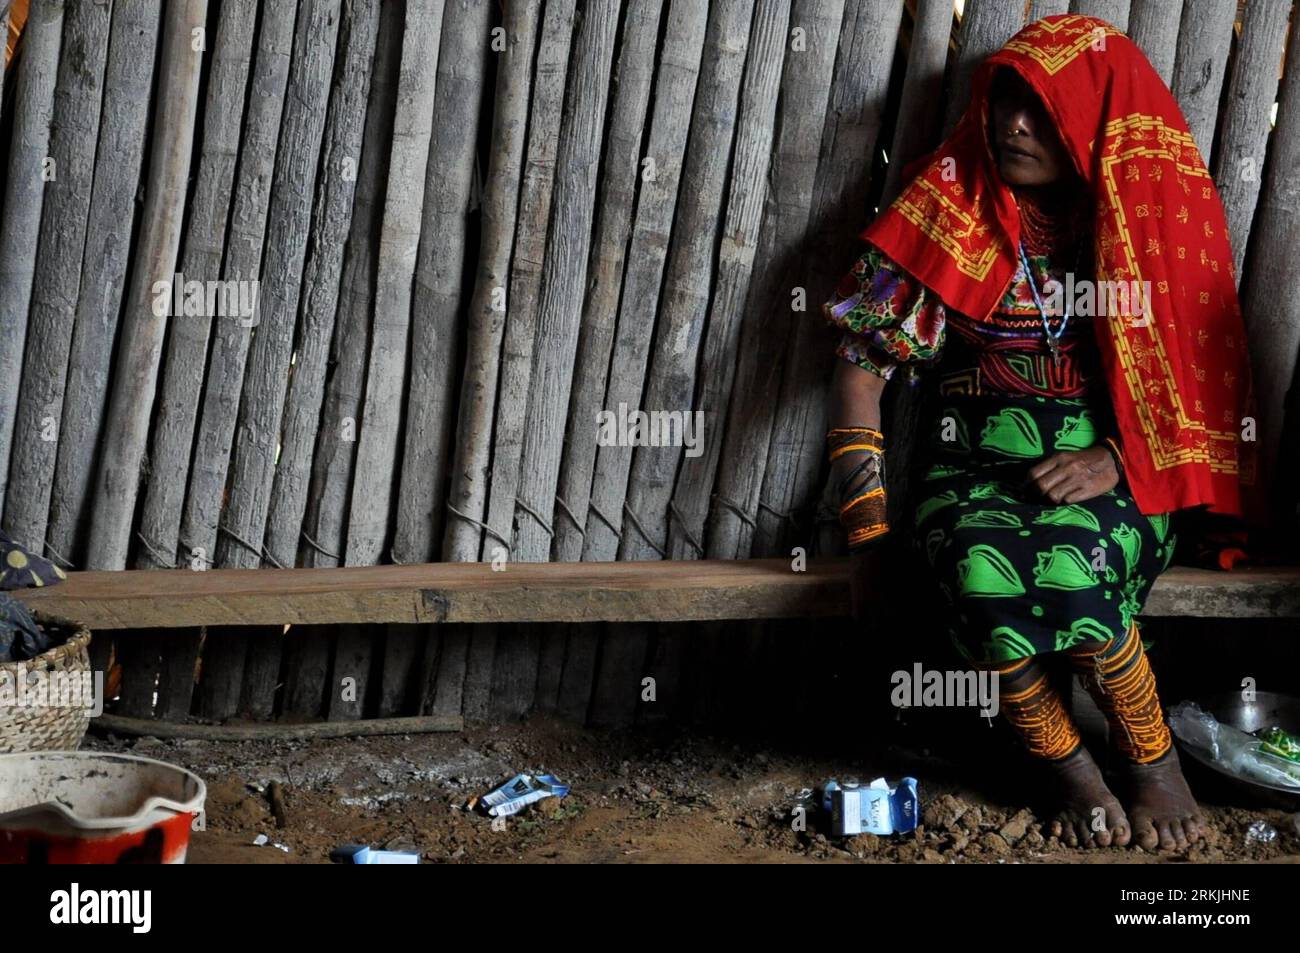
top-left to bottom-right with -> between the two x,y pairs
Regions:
582,1 -> 709,563
479,0 -> 578,563
344,0 -> 446,568
1239,9 -> 1300,513
384,0 -> 491,717
1126,0 -> 1183,84
265,0 -> 381,569
136,0 -> 259,572
1211,0 -> 1289,281
441,0 -> 543,564
4,0 -> 110,548
179,1 -> 297,573
184,1 -> 297,721
1170,0 -> 1237,160
619,0 -> 756,562
754,0 -> 904,556
0,0 -> 64,519
84,0 -> 209,570
44,1 -> 162,565
513,0 -> 623,563
667,0 -> 787,562
708,0 -> 845,560
332,0 -> 445,721
285,0 -> 401,719
1069,0 -> 1129,31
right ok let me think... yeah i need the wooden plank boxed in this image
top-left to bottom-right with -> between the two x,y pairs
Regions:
94,712 -> 464,740
582,1 -> 710,562
44,1 -> 161,565
1069,0 -> 1129,31
441,0 -> 543,563
551,0 -> 664,563
754,0 -> 904,557
1211,0 -> 1289,281
666,0 -> 787,561
0,0 -> 63,517
282,623 -> 334,717
346,0 -> 446,566
708,0 -> 845,559
480,0 -> 578,561
24,560 -> 1298,629
513,0 -> 623,562
1239,8 -> 1300,509
1170,0 -> 1237,160
136,0 -> 258,572
3,0 -> 109,548
1126,0 -> 1182,84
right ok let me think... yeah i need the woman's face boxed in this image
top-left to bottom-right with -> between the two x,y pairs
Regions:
989,70 -> 1071,187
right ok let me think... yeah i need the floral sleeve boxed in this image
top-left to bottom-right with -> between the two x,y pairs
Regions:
823,244 -> 946,379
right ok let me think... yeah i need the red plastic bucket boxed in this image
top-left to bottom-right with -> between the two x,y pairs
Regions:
0,751 -> 206,863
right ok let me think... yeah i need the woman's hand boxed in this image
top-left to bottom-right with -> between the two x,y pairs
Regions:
1026,446 -> 1119,503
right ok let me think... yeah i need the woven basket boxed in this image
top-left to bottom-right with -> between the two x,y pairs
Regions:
0,614 -> 93,753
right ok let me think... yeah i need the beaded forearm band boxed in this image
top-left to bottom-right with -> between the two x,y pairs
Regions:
1102,437 -> 1124,480
828,427 -> 888,551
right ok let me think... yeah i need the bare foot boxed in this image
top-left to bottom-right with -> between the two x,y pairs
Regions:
1045,747 -> 1131,848
1125,748 -> 1204,851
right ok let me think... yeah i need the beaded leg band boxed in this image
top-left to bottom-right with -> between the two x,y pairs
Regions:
980,656 -> 1084,762
1068,623 -> 1172,765
828,427 -> 888,550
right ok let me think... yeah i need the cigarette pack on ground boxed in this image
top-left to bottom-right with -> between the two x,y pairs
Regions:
824,777 -> 919,836
481,773 -> 570,817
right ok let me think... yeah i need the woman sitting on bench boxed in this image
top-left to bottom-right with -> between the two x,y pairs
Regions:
824,15 -> 1253,850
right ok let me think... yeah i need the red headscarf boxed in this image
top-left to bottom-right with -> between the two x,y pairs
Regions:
864,14 -> 1254,517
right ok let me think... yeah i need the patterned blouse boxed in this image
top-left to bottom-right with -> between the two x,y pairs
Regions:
825,244 -> 1105,400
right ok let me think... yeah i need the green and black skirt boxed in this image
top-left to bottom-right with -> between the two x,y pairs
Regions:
913,394 -> 1175,665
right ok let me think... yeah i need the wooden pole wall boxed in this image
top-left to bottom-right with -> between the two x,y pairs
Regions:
2,0 -> 1295,727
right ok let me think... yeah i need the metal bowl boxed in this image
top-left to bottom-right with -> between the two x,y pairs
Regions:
1173,691 -> 1300,810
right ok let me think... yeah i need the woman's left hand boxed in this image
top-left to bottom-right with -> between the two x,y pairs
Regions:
1026,446 -> 1119,503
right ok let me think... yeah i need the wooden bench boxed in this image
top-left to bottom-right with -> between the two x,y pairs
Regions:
14,560 -> 1300,628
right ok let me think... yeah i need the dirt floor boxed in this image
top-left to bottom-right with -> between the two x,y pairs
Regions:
84,718 -> 1300,864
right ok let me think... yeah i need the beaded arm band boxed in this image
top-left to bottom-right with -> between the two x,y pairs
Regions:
1102,436 -> 1124,480
828,427 -> 888,551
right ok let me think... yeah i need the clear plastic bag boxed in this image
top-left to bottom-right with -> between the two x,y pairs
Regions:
1169,701 -> 1300,789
